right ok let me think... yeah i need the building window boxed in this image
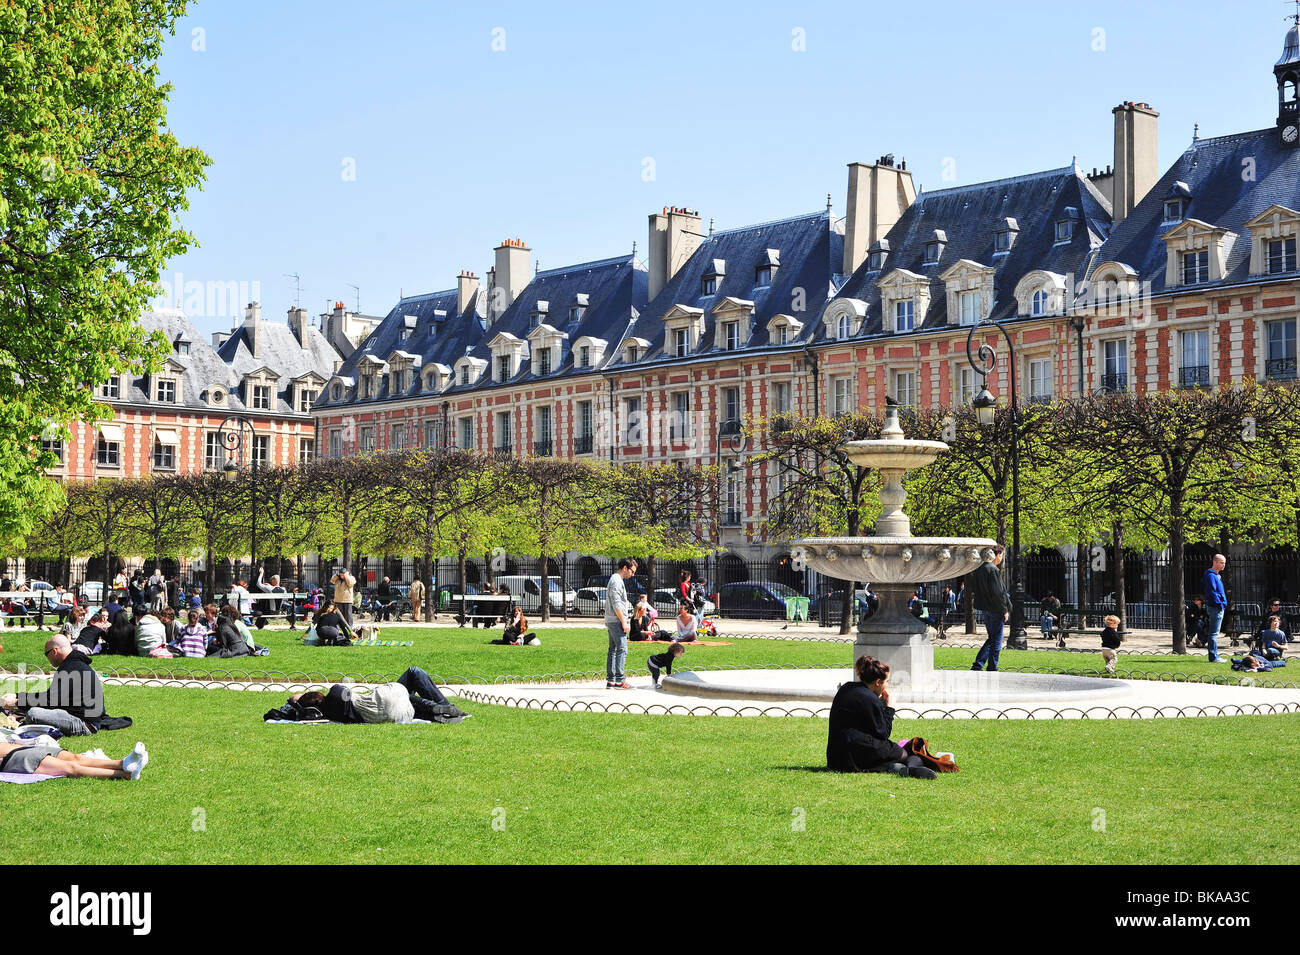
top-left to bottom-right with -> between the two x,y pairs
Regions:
459,417 -> 474,450
893,371 -> 915,407
1179,330 -> 1210,387
41,438 -> 64,464
100,377 -> 120,400
1028,358 -> 1052,401
832,376 -> 854,417
720,387 -> 741,434
1181,250 -> 1209,285
1055,219 -> 1074,242
772,381 -> 791,414
670,392 -> 690,441
1031,289 -> 1049,317
836,314 -> 853,340
252,384 -> 271,410
723,322 -> 740,350
496,411 -> 512,452
359,426 -> 375,453
959,291 -> 980,326
538,348 -> 551,376
724,473 -> 740,525
1102,340 -> 1128,392
703,275 -> 717,295
205,432 -> 224,469
755,265 -> 774,287
497,356 -> 511,383
1266,319 -> 1297,380
867,250 -> 886,270
536,406 -> 553,455
96,438 -> 120,468
329,430 -> 343,459
156,379 -> 176,403
1268,237 -> 1297,275
623,397 -> 641,445
673,329 -> 689,357
423,420 -> 441,448
923,241 -> 941,264
569,304 -> 585,323
575,401 -> 593,454
299,437 -> 315,461
1164,199 -> 1186,222
895,300 -> 914,333
956,366 -> 978,406
460,366 -> 471,385
994,229 -> 1014,253
153,440 -> 176,470
391,423 -> 405,449
252,435 -> 270,468
298,388 -> 317,412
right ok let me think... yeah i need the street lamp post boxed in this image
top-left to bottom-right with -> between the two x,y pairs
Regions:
218,416 -> 259,584
965,322 -> 1028,651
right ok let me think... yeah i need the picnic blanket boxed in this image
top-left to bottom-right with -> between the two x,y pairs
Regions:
350,639 -> 414,647
265,718 -> 432,725
0,772 -> 61,784
631,639 -> 732,646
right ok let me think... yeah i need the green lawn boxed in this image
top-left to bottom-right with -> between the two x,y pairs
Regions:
0,626 -> 1288,686
0,683 -> 1294,864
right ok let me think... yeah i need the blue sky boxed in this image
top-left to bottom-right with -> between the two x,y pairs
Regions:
155,0 -> 1295,337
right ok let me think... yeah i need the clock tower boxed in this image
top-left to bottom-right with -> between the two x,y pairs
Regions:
1276,20 -> 1300,147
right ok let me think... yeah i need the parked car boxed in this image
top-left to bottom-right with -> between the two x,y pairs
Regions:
576,586 -> 607,616
715,581 -> 801,620
583,573 -> 647,598
495,575 -> 578,614
810,589 -> 874,621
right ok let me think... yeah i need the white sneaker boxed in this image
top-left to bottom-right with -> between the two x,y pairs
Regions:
122,741 -> 149,780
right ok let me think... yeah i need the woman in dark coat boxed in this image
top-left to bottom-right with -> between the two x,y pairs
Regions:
106,609 -> 137,656
827,655 -> 936,779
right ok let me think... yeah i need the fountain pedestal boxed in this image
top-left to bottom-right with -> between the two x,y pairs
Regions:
853,583 -> 932,691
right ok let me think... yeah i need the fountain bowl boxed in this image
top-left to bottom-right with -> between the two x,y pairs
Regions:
842,438 -> 949,472
795,536 -> 997,584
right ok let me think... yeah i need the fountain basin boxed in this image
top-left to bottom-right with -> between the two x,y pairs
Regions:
842,438 -> 949,472
795,536 -> 997,584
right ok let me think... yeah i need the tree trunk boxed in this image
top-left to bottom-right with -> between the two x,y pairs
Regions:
1170,493 -> 1188,654
458,548 -> 468,625
204,545 -> 215,601
1113,519 -> 1126,635
1076,542 -> 1088,608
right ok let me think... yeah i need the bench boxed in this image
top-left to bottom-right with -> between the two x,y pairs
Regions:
215,591 -> 313,629
0,591 -> 67,630
446,593 -> 511,628
1054,607 -> 1111,646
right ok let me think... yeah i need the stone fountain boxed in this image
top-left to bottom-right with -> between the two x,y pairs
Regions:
792,402 -> 996,691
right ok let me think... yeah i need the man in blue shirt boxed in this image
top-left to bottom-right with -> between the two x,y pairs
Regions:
1202,554 -> 1227,663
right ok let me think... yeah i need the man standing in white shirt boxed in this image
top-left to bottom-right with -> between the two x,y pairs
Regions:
604,558 -> 636,689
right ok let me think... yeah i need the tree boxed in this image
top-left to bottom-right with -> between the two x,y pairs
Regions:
63,480 -> 131,599
254,465 -> 320,585
304,456 -> 384,578
753,411 -> 884,634
0,1 -> 208,547
115,476 -> 191,575
171,472 -> 244,598
1057,381 -> 1300,653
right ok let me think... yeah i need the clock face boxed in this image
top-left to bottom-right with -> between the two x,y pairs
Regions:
1285,124 -> 1299,143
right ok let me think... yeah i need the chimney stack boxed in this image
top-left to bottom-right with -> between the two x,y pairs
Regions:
287,306 -> 309,344
647,206 -> 703,301
488,239 -> 531,323
842,158 -> 916,276
243,301 -> 263,358
1112,101 -> 1159,227
457,270 -> 479,315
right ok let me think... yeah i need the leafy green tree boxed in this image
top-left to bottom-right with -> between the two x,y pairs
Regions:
0,1 -> 208,548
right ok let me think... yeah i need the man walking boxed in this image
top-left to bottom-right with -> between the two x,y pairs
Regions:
1203,553 -> 1227,663
605,558 -> 636,689
409,576 -> 426,623
969,545 -> 1011,672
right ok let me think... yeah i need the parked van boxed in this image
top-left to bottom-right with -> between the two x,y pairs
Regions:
495,575 -> 578,614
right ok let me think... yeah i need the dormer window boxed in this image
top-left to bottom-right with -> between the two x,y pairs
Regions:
723,322 -> 740,349
252,384 -> 271,409
579,345 -> 590,367
529,302 -> 549,331
702,275 -> 717,295
497,355 -> 510,382
569,304 -> 586,323
702,259 -> 725,296
836,314 -> 852,339
923,230 -> 946,265
100,376 -> 120,400
766,314 -> 803,346
332,384 -> 343,401
391,370 -> 405,394
993,217 -> 1019,254
1181,250 -> 1209,284
460,366 -> 470,385
1162,182 -> 1191,223
425,370 -> 439,392
298,387 -> 318,412
958,291 -> 980,326
538,348 -> 552,376
1269,237 -> 1298,274
1014,269 -> 1068,319
1031,289 -> 1049,317
1164,199 -> 1186,222
156,378 -> 177,403
866,240 -> 890,271
173,336 -> 191,355
894,300 -> 914,332
1054,208 -> 1079,242
754,249 -> 779,287
362,376 -> 375,399
674,329 -> 689,357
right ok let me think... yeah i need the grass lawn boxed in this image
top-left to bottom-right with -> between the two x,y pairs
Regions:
0,683 -> 1294,864
1,626 -> 1286,686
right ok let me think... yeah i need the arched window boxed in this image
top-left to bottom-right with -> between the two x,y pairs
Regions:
1031,289 -> 1049,317
837,314 -> 852,340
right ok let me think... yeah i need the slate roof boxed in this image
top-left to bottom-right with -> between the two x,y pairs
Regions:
1092,127 -> 1300,294
217,316 -> 342,413
829,165 -> 1111,336
631,210 -> 842,363
116,310 -> 240,409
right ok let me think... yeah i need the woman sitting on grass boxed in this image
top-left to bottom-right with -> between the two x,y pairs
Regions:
826,655 -> 936,779
312,602 -> 353,646
674,602 -> 699,643
208,605 -> 252,658
0,739 -> 149,780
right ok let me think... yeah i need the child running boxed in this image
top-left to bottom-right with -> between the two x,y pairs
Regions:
1100,613 -> 1122,673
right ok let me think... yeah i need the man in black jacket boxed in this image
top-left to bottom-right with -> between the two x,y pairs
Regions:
969,545 -> 1011,672
1,635 -> 105,735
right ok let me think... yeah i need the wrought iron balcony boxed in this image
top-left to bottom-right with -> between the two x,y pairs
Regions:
723,510 -> 742,526
1178,365 -> 1210,388
1099,373 -> 1128,393
494,443 -> 513,458
573,434 -> 594,455
532,439 -> 553,457
1266,357 -> 1298,381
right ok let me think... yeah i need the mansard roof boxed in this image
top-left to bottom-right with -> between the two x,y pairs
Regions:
830,164 -> 1111,335
1094,127 -> 1300,294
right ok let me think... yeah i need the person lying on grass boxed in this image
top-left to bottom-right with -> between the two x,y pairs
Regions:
0,739 -> 148,780
275,667 -> 469,724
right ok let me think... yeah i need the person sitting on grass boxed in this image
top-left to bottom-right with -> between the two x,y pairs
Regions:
629,601 -> 652,642
647,642 -> 685,688
312,602 -> 353,646
674,601 -> 699,643
283,667 -> 468,723
134,610 -> 173,658
74,609 -> 108,655
178,610 -> 209,659
1100,614 -> 1123,674
2,635 -> 106,736
826,654 -> 937,780
500,604 -> 529,645
208,605 -> 252,658
1258,615 -> 1288,661
0,739 -> 148,780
